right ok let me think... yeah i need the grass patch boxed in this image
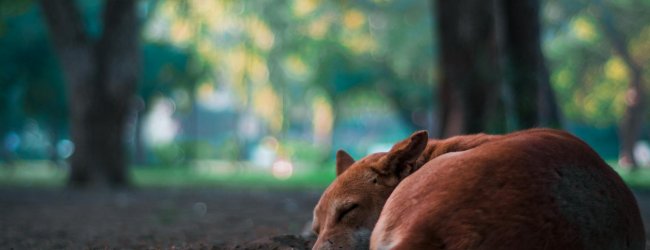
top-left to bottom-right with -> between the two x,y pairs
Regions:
131,165 -> 335,189
3,160 -> 650,190
0,161 -> 335,189
609,161 -> 650,190
0,161 -> 67,187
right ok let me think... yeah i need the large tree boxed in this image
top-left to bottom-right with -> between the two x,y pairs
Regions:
502,0 -> 561,129
435,0 -> 561,137
40,0 -> 140,187
436,0 -> 502,137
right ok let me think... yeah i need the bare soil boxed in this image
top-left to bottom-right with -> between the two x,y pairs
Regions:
2,188 -> 650,249
0,188 -> 320,249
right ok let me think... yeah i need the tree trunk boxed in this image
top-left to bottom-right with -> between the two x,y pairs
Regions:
502,0 -> 561,129
133,104 -> 147,165
435,0 -> 503,138
40,0 -> 139,187
618,73 -> 646,170
434,0 -> 561,137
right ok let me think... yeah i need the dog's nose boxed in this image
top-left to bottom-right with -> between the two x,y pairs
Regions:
312,238 -> 336,250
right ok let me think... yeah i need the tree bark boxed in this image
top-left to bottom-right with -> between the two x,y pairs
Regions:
40,0 -> 139,187
434,0 -> 561,137
502,0 -> 561,129
435,0 -> 503,137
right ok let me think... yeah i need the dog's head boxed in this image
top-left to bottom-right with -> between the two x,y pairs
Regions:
311,131 -> 428,250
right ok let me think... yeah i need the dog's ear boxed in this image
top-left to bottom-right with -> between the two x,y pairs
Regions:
378,130 -> 428,180
388,130 -> 429,165
336,150 -> 355,176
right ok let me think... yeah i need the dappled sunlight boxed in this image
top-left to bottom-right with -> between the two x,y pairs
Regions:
2,0 -> 649,192
188,0 -> 224,25
573,64 -> 628,126
312,95 -> 334,145
144,98 -> 179,146
305,14 -> 333,39
292,0 -> 319,17
170,20 -> 193,44
571,16 -> 597,42
253,85 -> 283,133
252,136 -> 279,167
282,55 -> 310,80
196,40 -> 219,65
604,57 -> 630,82
343,9 -> 366,30
342,33 -> 378,54
272,159 -> 294,180
225,45 -> 248,103
197,82 -> 214,100
246,16 -> 275,51
132,0 -> 430,169
248,54 -> 270,86
196,82 -> 235,111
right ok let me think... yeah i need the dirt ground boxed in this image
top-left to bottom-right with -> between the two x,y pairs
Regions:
2,188 -> 650,249
0,188 -> 321,249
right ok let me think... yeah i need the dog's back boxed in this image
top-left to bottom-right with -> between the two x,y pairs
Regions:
371,129 -> 645,250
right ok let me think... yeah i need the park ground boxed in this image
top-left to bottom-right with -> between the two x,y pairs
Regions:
3,188 -> 650,249
3,164 -> 650,249
0,188 -> 320,249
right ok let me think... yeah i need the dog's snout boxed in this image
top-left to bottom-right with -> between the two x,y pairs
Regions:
312,237 -> 337,250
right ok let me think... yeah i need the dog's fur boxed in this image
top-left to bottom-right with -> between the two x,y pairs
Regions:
312,129 -> 645,250
311,130 -> 499,249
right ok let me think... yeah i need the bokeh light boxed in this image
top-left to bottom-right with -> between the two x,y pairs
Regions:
272,159 -> 293,180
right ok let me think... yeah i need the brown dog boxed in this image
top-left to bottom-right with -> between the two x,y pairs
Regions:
311,130 -> 499,249
312,129 -> 645,250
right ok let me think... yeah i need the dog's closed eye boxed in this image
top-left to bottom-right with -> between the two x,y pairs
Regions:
336,203 -> 359,222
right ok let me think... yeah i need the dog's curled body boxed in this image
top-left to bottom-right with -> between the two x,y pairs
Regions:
370,129 -> 644,250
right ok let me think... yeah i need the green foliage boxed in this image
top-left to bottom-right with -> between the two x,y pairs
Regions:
150,143 -> 186,166
141,43 -> 199,112
0,2 -> 66,135
3,0 -> 650,179
209,139 -> 241,161
544,0 -> 650,126
145,0 -> 435,133
0,0 -> 204,136
282,140 -> 329,167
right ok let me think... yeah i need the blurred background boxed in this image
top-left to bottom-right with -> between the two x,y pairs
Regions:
1,0 -> 650,189
3,0 -> 650,248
